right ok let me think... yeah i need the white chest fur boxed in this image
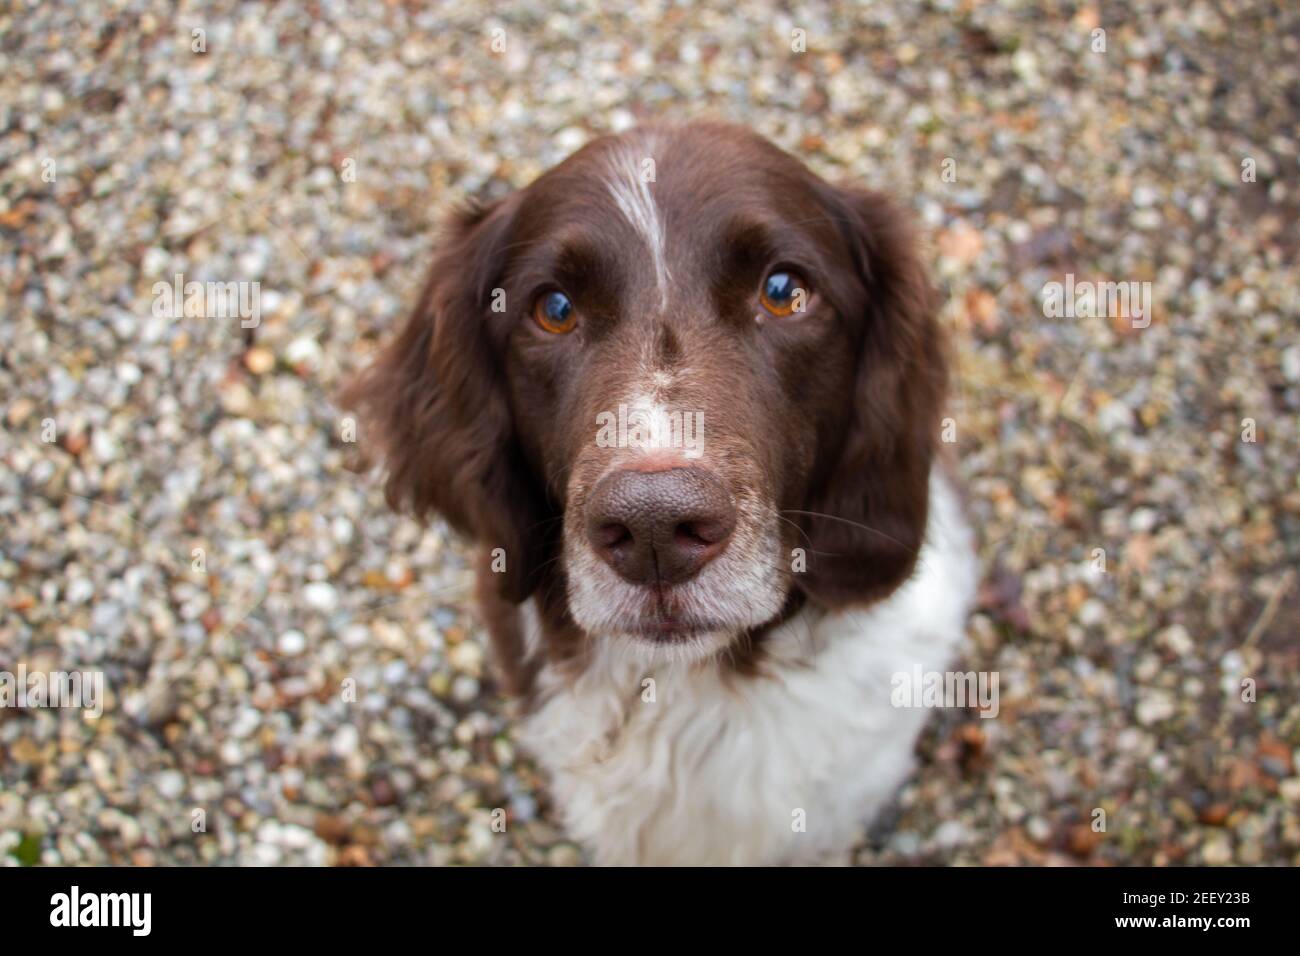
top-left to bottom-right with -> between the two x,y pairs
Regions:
518,473 -> 978,865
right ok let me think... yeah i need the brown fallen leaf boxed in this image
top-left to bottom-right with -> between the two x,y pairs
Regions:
1227,757 -> 1262,792
314,813 -> 350,846
1257,732 -> 1294,775
1067,823 -> 1103,858
63,430 -> 89,456
1198,802 -> 1231,826
956,723 -> 988,773
965,287 -> 1000,334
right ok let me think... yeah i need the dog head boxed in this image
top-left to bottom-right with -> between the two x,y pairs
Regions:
344,122 -> 946,665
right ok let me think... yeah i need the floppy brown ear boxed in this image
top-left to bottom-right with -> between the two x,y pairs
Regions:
341,197 -> 548,603
799,187 -> 948,608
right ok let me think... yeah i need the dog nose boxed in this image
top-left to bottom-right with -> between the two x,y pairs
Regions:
585,467 -> 737,586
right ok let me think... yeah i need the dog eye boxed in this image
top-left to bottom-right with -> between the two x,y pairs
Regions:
759,270 -> 808,317
533,290 -> 577,334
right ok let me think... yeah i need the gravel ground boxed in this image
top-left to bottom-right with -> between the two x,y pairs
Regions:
1,0 -> 1297,866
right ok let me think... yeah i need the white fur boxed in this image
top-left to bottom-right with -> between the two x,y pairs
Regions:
604,140 -> 669,307
519,470 -> 978,865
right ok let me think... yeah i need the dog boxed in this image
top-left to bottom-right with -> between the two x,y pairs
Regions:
343,121 -> 978,865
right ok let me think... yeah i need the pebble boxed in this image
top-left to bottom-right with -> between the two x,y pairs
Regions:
155,771 -> 185,801
302,583 -> 338,613
331,725 -> 361,758
547,844 -> 583,867
447,641 -> 484,677
1202,835 -> 1233,866
1136,691 -> 1176,726
278,630 -> 308,656
1131,185 -> 1159,208
243,348 -> 276,376
932,820 -> 975,849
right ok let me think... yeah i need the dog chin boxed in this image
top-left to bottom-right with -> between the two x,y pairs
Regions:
610,627 -> 737,665
568,593 -> 784,666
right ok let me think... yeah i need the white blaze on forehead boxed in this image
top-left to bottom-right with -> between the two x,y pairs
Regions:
604,140 -> 669,307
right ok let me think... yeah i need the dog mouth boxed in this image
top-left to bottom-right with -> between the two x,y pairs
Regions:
625,615 -> 721,643
621,588 -> 725,643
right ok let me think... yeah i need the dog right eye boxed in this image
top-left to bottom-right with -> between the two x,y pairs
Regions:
533,290 -> 578,334
759,270 -> 809,317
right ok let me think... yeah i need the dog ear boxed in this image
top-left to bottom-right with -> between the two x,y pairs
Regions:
799,187 -> 948,608
341,196 -> 548,603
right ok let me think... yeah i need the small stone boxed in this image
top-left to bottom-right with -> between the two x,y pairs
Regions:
447,640 -> 483,677
63,430 -> 89,456
155,770 -> 185,800
284,336 -> 321,369
451,675 -> 480,703
1078,599 -> 1105,627
932,820 -> 974,849
1132,185 -> 1158,207
1281,346 -> 1300,383
1130,507 -> 1159,533
555,127 -> 587,153
10,739 -> 42,764
1202,835 -> 1233,865
331,724 -> 360,757
890,830 -> 922,856
1136,690 -> 1176,726
1157,624 -> 1194,656
1026,817 -> 1052,844
547,844 -> 583,867
243,347 -> 275,375
302,582 -> 337,613
6,398 -> 35,427
278,629 -> 307,656
252,843 -> 282,866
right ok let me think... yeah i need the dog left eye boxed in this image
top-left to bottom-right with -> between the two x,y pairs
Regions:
759,270 -> 808,317
534,290 -> 577,334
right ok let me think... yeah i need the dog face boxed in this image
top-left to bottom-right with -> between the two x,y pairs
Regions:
345,122 -> 946,665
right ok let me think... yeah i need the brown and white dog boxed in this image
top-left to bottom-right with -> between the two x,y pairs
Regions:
344,121 -> 978,865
